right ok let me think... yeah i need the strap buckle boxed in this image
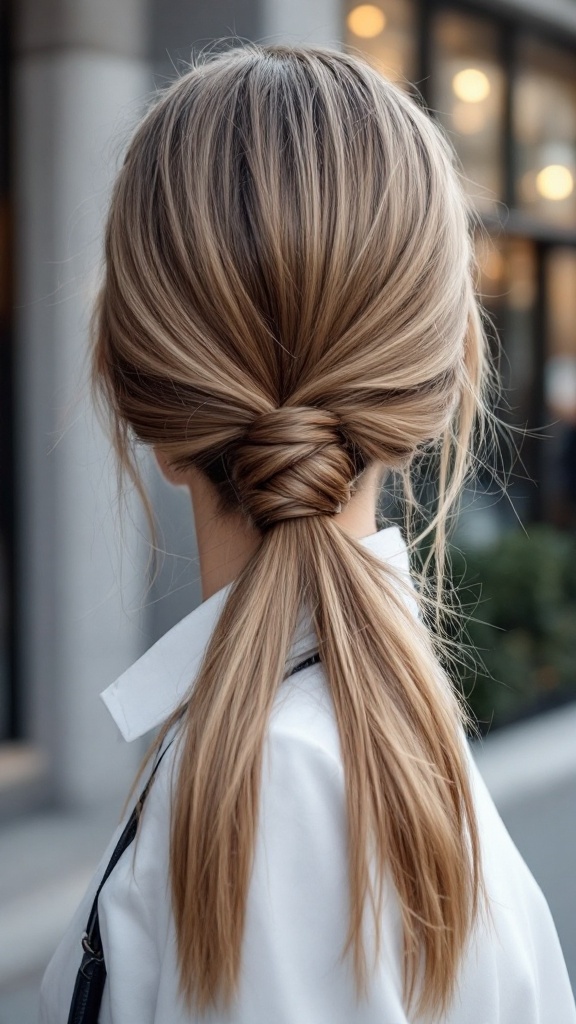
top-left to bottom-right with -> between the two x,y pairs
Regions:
81,932 -> 103,961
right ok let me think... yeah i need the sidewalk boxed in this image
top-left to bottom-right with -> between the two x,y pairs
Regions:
0,801 -> 121,1024
0,972 -> 43,1024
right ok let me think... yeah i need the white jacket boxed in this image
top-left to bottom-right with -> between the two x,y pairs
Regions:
40,525 -> 576,1023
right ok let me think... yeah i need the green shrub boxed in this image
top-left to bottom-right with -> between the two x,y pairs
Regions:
446,525 -> 576,733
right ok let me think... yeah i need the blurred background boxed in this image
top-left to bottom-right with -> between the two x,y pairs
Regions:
0,0 -> 575,1020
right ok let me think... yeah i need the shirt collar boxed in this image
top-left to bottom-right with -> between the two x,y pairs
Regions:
100,524 -> 415,742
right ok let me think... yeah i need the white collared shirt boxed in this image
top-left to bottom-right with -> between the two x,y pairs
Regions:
40,525 -> 576,1024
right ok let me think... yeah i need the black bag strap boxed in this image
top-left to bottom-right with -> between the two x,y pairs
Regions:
84,739 -> 174,957
287,651 -> 321,675
67,650 -> 321,1024
66,739 -> 174,1024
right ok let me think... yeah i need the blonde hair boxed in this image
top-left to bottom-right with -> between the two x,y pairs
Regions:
94,42 -> 490,1020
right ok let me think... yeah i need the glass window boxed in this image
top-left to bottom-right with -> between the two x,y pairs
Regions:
431,11 -> 505,214
514,39 -> 576,228
344,0 -> 416,87
479,235 -> 537,411
473,233 -> 538,525
544,248 -> 576,525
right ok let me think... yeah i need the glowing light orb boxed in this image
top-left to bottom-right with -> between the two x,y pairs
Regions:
452,68 -> 491,103
347,4 -> 386,38
536,164 -> 574,201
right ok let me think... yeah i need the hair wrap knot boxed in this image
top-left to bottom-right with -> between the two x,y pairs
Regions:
232,406 -> 355,530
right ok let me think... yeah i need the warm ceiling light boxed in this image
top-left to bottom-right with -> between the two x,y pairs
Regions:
452,68 -> 490,103
536,164 -> 574,201
347,4 -> 386,38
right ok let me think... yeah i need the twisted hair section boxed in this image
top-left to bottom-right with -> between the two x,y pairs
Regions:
231,406 -> 355,527
93,42 -> 492,1020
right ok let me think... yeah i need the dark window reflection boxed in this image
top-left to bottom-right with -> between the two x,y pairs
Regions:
465,233 -> 538,534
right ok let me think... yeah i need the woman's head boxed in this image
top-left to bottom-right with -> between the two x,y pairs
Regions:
96,43 -> 485,534
94,43 -> 488,1020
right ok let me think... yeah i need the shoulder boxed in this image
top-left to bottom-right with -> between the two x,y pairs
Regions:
251,665 -> 350,902
240,665 -> 362,1015
118,674 -> 345,895
269,661 -> 342,762
265,663 -> 345,804
129,669 -> 342,862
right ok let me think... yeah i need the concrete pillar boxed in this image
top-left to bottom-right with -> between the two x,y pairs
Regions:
13,0 -> 151,808
260,0 -> 343,46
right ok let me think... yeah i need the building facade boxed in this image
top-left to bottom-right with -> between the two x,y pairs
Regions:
344,0 -> 576,535
1,0 -> 575,811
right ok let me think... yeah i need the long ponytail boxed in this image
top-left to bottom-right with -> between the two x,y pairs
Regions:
167,511 -> 481,1018
94,42 -> 490,1019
